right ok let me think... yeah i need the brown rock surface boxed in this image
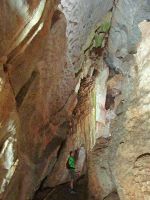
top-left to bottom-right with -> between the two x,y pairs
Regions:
0,1 -> 78,199
0,0 -> 149,200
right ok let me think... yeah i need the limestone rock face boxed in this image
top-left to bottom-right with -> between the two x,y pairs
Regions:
107,0 -> 150,72
31,0 -> 114,190
88,0 -> 150,200
0,0 -> 150,200
112,21 -> 150,200
0,0 -> 113,199
61,0 -> 113,69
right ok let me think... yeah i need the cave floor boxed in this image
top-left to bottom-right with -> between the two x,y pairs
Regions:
33,176 -> 120,200
33,176 -> 87,200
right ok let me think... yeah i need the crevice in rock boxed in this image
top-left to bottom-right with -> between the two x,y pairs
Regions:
41,136 -> 64,161
56,139 -> 66,159
93,137 -> 111,153
3,64 -> 8,73
51,10 -> 62,28
32,140 -> 68,200
75,68 -> 82,78
15,71 -> 38,108
33,175 -> 87,200
39,91 -> 76,133
135,153 -> 150,162
32,177 -> 52,200
103,191 -> 120,200
105,93 -> 115,110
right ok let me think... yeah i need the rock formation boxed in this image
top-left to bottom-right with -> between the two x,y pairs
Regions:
0,0 -> 149,200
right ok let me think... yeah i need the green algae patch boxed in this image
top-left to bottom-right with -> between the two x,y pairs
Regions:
82,12 -> 112,53
99,22 -> 111,33
94,33 -> 105,48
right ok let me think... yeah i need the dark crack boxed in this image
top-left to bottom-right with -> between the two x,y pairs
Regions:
15,71 -> 37,108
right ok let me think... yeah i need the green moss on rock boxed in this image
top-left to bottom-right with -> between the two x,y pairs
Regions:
99,22 -> 111,33
94,33 -> 105,48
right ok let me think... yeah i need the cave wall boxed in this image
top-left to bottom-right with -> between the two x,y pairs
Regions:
111,20 -> 150,200
0,0 -> 77,199
0,0 -> 149,200
0,0 -> 113,199
107,1 -> 150,199
60,0 -> 113,69
87,0 -> 150,200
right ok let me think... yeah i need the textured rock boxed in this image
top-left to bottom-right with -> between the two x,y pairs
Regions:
87,1 -> 150,199
1,1 -> 76,199
44,73 -> 96,187
0,66 -> 19,196
43,0 -> 114,190
112,20 -> 150,200
88,137 -> 115,200
0,0 -> 149,200
0,0 -> 46,58
88,72 -> 122,200
61,0 -> 113,70
104,192 -> 120,200
107,0 -> 150,73
0,0 -> 113,198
